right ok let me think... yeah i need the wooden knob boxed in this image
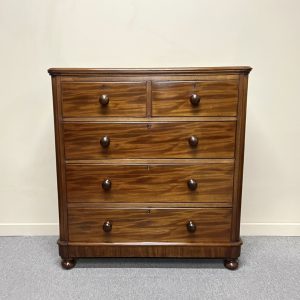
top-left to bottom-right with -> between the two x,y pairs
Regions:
103,221 -> 112,232
187,179 -> 198,191
188,136 -> 198,147
186,220 -> 196,233
100,136 -> 110,148
190,94 -> 200,106
102,179 -> 112,191
99,94 -> 109,106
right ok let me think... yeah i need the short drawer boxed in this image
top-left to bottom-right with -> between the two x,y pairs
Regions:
64,122 -> 236,159
68,208 -> 232,243
61,82 -> 147,117
66,163 -> 234,203
152,81 -> 238,116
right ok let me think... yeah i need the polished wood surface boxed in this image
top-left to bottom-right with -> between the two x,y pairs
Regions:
61,259 -> 76,270
224,258 -> 239,270
49,67 -> 251,269
68,208 -> 232,243
48,66 -> 252,76
63,117 -> 237,122
62,82 -> 146,117
67,202 -> 233,208
59,237 -> 242,258
51,76 -> 69,242
66,163 -> 234,203
152,81 -> 238,116
60,75 -> 241,84
64,122 -> 236,159
231,74 -> 249,241
65,158 -> 234,165
58,239 -> 242,258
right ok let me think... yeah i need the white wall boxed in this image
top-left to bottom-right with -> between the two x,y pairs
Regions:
0,0 -> 299,236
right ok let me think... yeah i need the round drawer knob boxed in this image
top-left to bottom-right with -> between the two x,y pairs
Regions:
187,179 -> 198,191
99,94 -> 109,106
190,94 -> 201,106
188,136 -> 198,147
102,179 -> 112,191
103,221 -> 112,232
100,136 -> 110,148
186,220 -> 197,233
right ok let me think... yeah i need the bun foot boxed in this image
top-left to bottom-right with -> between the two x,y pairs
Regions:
224,258 -> 238,270
61,258 -> 76,270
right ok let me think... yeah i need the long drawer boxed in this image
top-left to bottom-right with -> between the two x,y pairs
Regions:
66,163 -> 234,203
68,208 -> 232,243
152,80 -> 239,117
64,122 -> 236,159
61,81 -> 147,117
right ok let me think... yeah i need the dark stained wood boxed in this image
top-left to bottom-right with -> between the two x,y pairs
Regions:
65,158 -> 234,165
60,74 -> 241,83
152,81 -> 238,116
61,259 -> 76,270
146,81 -> 152,117
62,82 -> 146,117
63,116 -> 237,122
65,163 -> 234,203
48,66 -> 252,76
58,240 -> 69,258
67,202 -> 233,208
58,240 -> 242,258
49,67 -> 251,269
68,208 -> 232,243
231,74 -> 249,241
224,258 -> 239,270
63,122 -> 236,159
65,240 -> 242,247
51,76 -> 69,242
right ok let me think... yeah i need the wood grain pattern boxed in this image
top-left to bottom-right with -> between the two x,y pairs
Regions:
68,208 -> 232,243
63,117 -> 237,122
231,74 -> 249,241
65,241 -> 242,247
64,122 -> 236,159
67,202 -> 233,208
65,158 -> 234,165
62,82 -> 146,117
58,239 -> 242,258
152,81 -> 239,116
48,66 -> 252,76
61,242 -> 242,258
65,158 -> 234,166
49,67 -> 251,266
146,80 -> 152,117
66,163 -> 234,203
51,76 -> 69,243
60,75 -> 241,83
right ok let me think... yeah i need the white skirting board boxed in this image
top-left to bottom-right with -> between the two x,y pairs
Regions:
0,223 -> 299,236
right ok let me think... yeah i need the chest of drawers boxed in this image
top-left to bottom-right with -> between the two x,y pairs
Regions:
48,67 -> 251,270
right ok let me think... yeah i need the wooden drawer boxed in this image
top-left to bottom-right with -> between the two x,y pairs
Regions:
152,81 -> 238,116
64,122 -> 236,159
66,163 -> 234,203
68,208 -> 232,243
61,82 -> 147,117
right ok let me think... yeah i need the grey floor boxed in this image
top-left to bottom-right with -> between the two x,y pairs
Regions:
0,237 -> 299,300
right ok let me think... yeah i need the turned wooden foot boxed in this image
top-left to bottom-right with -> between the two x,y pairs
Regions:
61,258 -> 76,270
224,258 -> 238,270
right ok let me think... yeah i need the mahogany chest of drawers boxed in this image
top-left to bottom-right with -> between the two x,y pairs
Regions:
48,67 -> 251,270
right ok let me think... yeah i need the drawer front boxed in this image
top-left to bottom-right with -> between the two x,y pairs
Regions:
152,81 -> 238,116
68,208 -> 232,243
66,163 -> 234,203
61,82 -> 147,117
64,122 -> 236,159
